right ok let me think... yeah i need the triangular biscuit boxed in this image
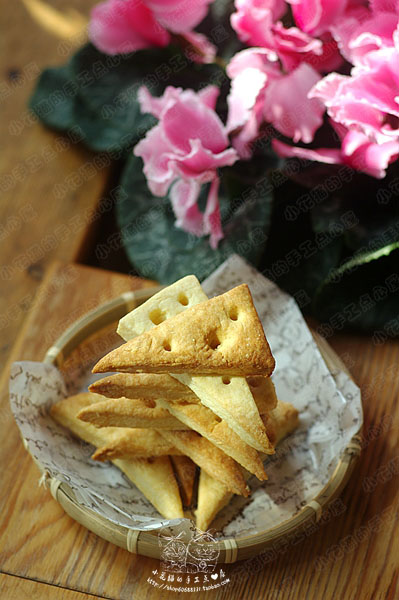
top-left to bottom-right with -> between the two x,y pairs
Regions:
93,284 -> 275,377
155,397 -> 267,480
195,400 -> 299,530
89,372 -> 277,414
260,400 -> 299,450
91,428 -> 182,461
50,393 -> 184,519
113,456 -> 183,520
172,374 -> 274,455
78,395 -> 189,430
89,372 -> 195,401
117,275 -> 207,339
247,376 -> 278,414
87,373 -> 268,479
159,430 -> 250,497
108,277 -> 274,453
195,469 -> 233,532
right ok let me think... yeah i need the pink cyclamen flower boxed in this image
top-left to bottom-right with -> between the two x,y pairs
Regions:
273,129 -> 399,178
231,0 -> 331,72
331,2 -> 399,66
273,23 -> 399,180
226,48 -> 325,158
287,0 -> 348,36
89,0 -> 214,55
134,86 -> 238,248
231,0 -> 286,48
309,42 -> 399,143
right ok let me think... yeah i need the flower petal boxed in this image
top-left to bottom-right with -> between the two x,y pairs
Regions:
163,93 -> 229,153
288,0 -> 347,36
146,0 -> 213,33
272,139 -> 342,163
341,130 -> 399,177
170,179 -> 204,235
226,67 -> 268,133
134,125 -> 176,196
173,139 -> 238,180
264,63 -> 324,143
204,177 -> 223,249
197,85 -> 220,110
137,86 -> 182,119
89,0 -> 170,54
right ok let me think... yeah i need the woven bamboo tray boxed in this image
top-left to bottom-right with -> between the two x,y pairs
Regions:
25,286 -> 361,563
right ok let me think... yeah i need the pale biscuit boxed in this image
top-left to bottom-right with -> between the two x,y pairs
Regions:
117,275 -> 207,339
78,395 -> 189,430
159,430 -> 250,497
50,393 -> 183,519
86,373 -> 268,479
195,469 -> 233,533
155,396 -> 267,480
247,376 -> 278,414
91,428 -> 182,461
89,372 -> 195,400
111,277 -> 274,453
195,400 -> 299,530
93,284 -> 275,377
173,374 -> 274,455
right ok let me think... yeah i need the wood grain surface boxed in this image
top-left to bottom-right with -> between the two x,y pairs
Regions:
0,0 -> 108,372
0,261 -> 398,600
0,573 -> 104,600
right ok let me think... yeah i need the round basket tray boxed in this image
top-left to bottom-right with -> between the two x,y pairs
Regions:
25,286 -> 361,563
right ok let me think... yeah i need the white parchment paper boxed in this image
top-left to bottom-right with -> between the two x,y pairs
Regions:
9,254 -> 362,536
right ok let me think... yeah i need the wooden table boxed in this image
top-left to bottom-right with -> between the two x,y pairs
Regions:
1,3 -> 398,598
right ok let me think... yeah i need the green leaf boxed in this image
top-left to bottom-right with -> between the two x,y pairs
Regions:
116,154 -> 273,283
313,242 -> 399,333
263,167 -> 399,332
29,43 -> 224,154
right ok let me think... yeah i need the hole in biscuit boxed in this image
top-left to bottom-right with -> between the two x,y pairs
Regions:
162,340 -> 172,351
143,398 -> 156,408
222,377 -> 231,385
149,308 -> 166,325
207,330 -> 220,350
248,377 -> 262,388
178,292 -> 189,306
214,415 -> 222,423
229,307 -> 238,321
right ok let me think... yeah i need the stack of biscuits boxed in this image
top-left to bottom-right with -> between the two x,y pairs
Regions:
51,276 -> 298,530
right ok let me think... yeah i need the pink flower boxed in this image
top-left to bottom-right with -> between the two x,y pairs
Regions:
273,129 -> 399,178
331,3 -> 398,66
287,0 -> 348,36
134,86 -> 238,248
231,0 -> 330,72
226,49 -> 325,157
89,0 -> 170,54
310,44 -> 399,142
272,11 -> 399,180
145,0 -> 214,32
89,0 -> 214,55
269,22 -> 324,71
371,0 -> 399,12
231,0 -> 286,48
